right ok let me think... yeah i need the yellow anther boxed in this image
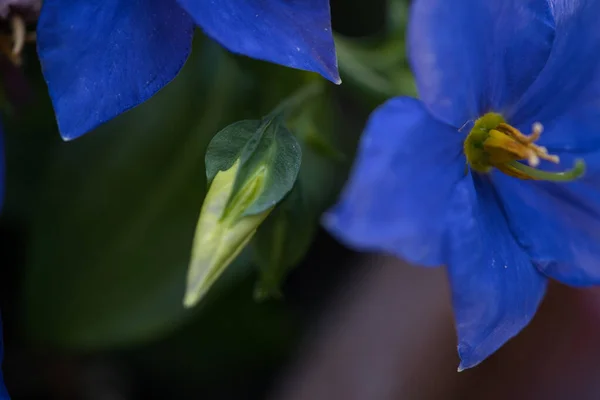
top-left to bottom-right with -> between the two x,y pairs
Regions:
493,122 -> 560,167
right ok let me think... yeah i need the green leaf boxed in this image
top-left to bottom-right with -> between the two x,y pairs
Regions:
206,116 -> 302,217
289,94 -> 350,213
251,93 -> 351,299
253,181 -> 316,301
204,120 -> 261,184
236,117 -> 302,216
184,115 -> 302,307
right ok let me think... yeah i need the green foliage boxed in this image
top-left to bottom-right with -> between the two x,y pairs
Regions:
207,117 -> 302,217
251,91 -> 347,299
253,182 -> 315,300
335,0 -> 415,104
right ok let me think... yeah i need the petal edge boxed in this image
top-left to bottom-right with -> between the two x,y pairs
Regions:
37,0 -> 195,139
447,174 -> 547,369
324,97 -> 464,266
177,0 -> 340,83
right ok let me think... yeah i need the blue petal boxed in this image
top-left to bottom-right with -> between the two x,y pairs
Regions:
493,151 -> 600,286
512,0 -> 600,134
176,0 -> 339,83
525,109 -> 600,153
409,0 -> 554,127
323,97 -> 464,266
447,173 -> 547,370
37,0 -> 194,140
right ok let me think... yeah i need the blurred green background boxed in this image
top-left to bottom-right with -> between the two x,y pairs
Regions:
0,0 -> 416,398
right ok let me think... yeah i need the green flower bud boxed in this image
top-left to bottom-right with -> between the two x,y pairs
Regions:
183,159 -> 273,308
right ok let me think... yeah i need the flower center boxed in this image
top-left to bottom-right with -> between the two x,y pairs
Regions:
464,113 -> 585,181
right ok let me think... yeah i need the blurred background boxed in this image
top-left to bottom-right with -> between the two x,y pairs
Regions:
2,0 -> 600,399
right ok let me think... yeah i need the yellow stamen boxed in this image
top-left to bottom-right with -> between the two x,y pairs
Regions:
464,113 -> 585,182
493,122 -> 560,166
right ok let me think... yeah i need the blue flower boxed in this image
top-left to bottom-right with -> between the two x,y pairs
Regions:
36,0 -> 339,140
325,0 -> 600,369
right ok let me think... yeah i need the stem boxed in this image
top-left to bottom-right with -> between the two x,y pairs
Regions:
335,35 -> 402,98
267,82 -> 323,118
507,159 -> 586,182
